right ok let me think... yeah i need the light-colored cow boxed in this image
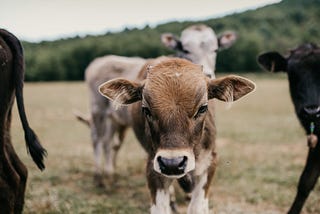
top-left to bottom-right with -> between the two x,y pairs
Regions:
99,58 -> 255,213
78,24 -> 237,185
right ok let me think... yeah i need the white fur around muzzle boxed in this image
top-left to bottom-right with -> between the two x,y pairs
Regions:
153,149 -> 195,178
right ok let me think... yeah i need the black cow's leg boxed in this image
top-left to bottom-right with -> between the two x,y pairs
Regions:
288,147 -> 320,214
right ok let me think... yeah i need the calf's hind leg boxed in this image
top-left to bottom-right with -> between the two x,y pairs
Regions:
91,110 -> 105,186
102,119 -> 117,176
110,126 -> 127,170
288,146 -> 320,214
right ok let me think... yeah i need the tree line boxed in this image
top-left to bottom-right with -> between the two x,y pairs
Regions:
22,0 -> 320,81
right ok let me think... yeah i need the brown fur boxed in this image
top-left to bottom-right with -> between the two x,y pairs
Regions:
99,58 -> 255,213
132,59 -> 217,205
77,25 -> 238,185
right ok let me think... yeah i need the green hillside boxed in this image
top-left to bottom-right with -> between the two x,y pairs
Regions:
22,0 -> 320,81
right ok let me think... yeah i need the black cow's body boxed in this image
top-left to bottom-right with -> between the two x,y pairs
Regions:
258,43 -> 320,214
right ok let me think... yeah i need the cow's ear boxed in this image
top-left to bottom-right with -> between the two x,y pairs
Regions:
208,75 -> 255,102
161,33 -> 183,51
99,78 -> 142,106
218,31 -> 237,50
257,52 -> 287,72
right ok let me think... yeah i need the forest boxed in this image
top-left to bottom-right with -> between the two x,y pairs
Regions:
22,0 -> 320,81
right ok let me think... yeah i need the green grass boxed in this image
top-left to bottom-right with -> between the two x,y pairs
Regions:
10,74 -> 320,213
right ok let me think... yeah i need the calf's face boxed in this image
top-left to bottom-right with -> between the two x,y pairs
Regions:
99,59 -> 255,178
258,43 -> 320,134
161,24 -> 237,78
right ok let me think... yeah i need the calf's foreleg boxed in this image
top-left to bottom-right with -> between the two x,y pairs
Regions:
187,159 -> 216,214
147,159 -> 173,214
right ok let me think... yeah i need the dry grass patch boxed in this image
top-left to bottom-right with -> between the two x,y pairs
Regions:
9,75 -> 320,213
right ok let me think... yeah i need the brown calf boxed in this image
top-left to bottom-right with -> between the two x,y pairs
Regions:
0,29 -> 46,213
77,25 -> 237,186
99,58 -> 255,213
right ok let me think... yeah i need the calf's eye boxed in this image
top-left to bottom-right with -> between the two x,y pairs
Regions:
142,107 -> 152,118
194,104 -> 208,119
182,49 -> 190,54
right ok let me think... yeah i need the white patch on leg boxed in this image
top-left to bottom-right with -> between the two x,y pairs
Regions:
104,154 -> 114,175
151,190 -> 171,214
187,173 -> 209,214
104,144 -> 115,176
113,135 -> 121,150
169,184 -> 176,203
94,142 -> 103,173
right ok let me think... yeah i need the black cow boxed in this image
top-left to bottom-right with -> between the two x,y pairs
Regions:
0,29 -> 46,213
258,43 -> 320,214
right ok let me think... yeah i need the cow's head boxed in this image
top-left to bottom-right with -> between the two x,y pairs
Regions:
99,58 -> 255,178
258,43 -> 320,134
161,24 -> 237,78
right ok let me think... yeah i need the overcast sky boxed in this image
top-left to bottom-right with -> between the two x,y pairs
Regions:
1,0 -> 281,42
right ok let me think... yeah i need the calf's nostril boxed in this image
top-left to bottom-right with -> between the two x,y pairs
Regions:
157,156 -> 188,175
157,156 -> 166,171
178,156 -> 188,170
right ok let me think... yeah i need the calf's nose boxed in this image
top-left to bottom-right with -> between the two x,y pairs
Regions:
157,156 -> 187,176
302,105 -> 320,119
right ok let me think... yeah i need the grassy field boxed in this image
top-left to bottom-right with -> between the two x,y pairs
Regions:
10,73 -> 320,214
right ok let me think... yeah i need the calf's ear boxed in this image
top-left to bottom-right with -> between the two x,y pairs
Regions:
208,75 -> 256,102
161,33 -> 183,51
257,52 -> 287,72
99,78 -> 142,106
218,31 -> 237,50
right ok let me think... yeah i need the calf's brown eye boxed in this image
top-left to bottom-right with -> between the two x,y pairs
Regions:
142,107 -> 152,118
194,105 -> 208,119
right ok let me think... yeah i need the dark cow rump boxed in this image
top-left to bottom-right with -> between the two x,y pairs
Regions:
0,29 -> 46,213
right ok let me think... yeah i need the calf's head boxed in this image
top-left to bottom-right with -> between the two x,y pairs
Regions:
258,43 -> 320,134
99,58 -> 255,178
161,24 -> 237,78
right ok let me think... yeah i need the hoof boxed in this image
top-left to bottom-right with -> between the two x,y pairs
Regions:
93,173 -> 105,188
